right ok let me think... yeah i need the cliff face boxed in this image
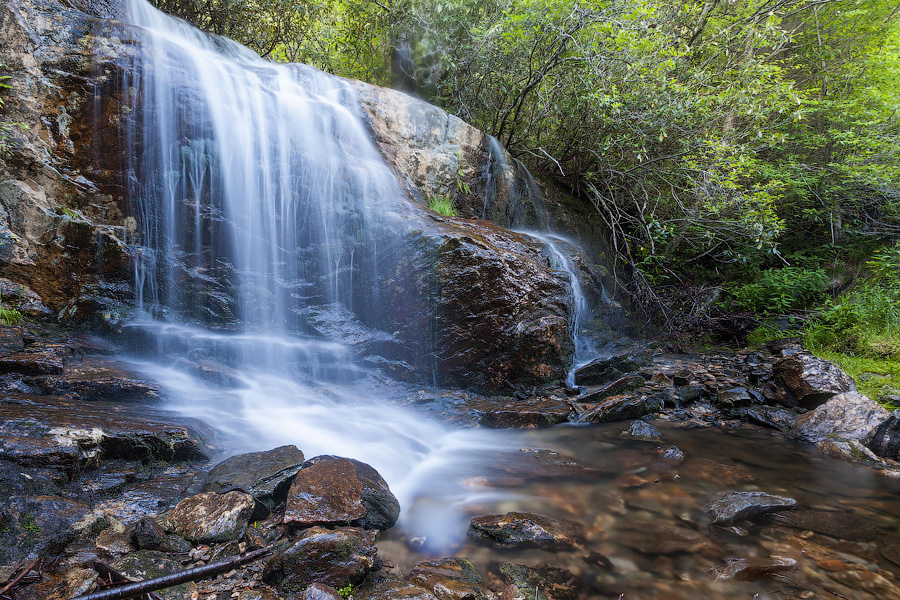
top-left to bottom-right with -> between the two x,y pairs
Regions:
0,0 -> 617,390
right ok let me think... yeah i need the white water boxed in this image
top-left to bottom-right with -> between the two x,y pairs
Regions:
120,0 -> 520,547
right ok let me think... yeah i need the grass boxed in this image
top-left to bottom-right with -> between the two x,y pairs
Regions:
813,351 -> 900,408
426,193 -> 457,217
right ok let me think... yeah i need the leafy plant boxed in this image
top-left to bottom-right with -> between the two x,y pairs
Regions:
731,267 -> 829,313
337,583 -> 354,599
0,293 -> 23,325
426,192 -> 457,217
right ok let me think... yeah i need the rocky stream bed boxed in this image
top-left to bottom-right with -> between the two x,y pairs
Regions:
1,324 -> 899,600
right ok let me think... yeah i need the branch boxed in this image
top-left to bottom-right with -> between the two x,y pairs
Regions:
72,547 -> 274,600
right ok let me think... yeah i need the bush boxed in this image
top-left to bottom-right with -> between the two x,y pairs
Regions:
731,267 -> 829,313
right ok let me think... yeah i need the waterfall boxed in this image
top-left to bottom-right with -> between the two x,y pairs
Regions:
117,0 -> 513,544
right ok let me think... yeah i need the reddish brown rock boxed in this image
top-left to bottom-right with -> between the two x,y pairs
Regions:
284,458 -> 365,527
773,352 -> 855,408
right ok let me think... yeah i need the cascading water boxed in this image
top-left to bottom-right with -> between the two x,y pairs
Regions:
118,0 -> 517,547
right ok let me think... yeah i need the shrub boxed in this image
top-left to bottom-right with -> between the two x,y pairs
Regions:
731,267 -> 829,313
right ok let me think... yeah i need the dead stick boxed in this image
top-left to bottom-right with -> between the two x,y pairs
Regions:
0,558 -> 40,597
72,547 -> 274,600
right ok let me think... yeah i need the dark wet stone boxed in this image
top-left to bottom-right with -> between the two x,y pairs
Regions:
879,535 -> 900,567
579,393 -> 663,424
263,526 -> 377,592
770,510 -> 879,541
0,494 -> 95,566
302,455 -> 400,531
163,490 -> 255,544
131,516 -> 166,549
716,387 -> 754,409
468,397 -> 572,428
205,445 -> 306,505
789,392 -> 889,444
496,562 -> 584,600
710,556 -> 796,581
619,419 -> 662,441
773,352 -> 855,408
355,574 -> 437,600
174,357 -> 243,387
707,491 -> 797,525
614,519 -> 706,554
303,582 -> 343,600
577,374 -> 646,402
408,557 -> 484,600
652,445 -> 684,463
742,405 -> 799,432
574,351 -> 652,386
677,385 -> 705,405
865,409 -> 900,460
112,551 -> 193,599
469,512 -> 582,550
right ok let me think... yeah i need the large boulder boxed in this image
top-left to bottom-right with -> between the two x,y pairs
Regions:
789,391 -> 890,445
162,491 -> 255,544
864,409 -> 900,461
772,352 -> 856,408
284,456 -> 400,531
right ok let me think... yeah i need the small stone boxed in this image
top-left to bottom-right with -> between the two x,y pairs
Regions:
619,420 -> 662,441
653,445 -> 684,463
707,492 -> 797,526
496,563 -> 583,600
303,582 -> 343,600
711,556 -> 796,581
408,557 -> 484,600
469,512 -> 582,550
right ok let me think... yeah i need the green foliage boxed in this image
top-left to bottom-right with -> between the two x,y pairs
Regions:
731,267 -> 829,313
746,324 -> 802,348
426,192 -> 458,217
337,583 -> 354,599
0,63 -> 16,154
0,304 -> 23,325
21,513 -> 39,534
814,351 -> 900,406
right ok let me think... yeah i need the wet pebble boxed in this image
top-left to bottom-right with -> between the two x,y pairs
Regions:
706,491 -> 797,525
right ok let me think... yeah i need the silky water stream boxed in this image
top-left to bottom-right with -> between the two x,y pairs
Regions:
115,2 -> 900,598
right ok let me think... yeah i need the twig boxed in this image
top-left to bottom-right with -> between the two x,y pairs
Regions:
73,547 -> 274,600
0,558 -> 40,597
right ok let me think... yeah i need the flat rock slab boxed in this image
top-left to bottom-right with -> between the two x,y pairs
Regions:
469,511 -> 582,550
206,444 -> 305,502
574,351 -> 652,386
263,526 -> 377,592
710,556 -> 796,581
408,557 -> 484,600
577,374 -> 646,403
770,510 -> 879,541
163,490 -> 255,544
789,391 -> 890,444
45,356 -> 160,401
466,397 -> 572,428
355,575 -> 437,600
112,550 -> 195,600
742,405 -> 799,432
0,394 -> 208,468
614,519 -> 707,555
579,393 -> 663,424
707,491 -> 797,525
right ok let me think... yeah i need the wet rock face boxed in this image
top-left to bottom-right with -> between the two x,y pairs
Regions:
466,396 -> 572,428
706,491 -> 797,525
285,456 -> 400,531
789,391 -> 890,445
0,0 -> 135,319
773,352 -> 856,408
408,558 -> 484,600
469,512 -> 582,550
865,409 -> 900,460
205,445 -> 306,504
263,526 -> 377,592
163,490 -> 255,544
574,351 -> 652,387
112,550 -> 196,599
355,575 -> 438,600
0,495 -> 95,567
387,221 -> 575,392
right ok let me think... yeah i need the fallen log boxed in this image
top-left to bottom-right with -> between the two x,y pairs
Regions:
72,546 -> 273,600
